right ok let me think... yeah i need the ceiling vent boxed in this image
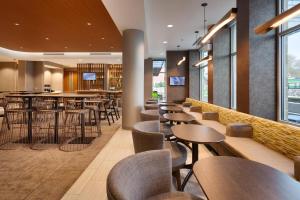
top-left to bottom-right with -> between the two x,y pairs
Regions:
43,53 -> 64,56
89,52 -> 111,56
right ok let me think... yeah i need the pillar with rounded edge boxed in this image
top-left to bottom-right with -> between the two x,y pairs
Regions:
122,29 -> 144,129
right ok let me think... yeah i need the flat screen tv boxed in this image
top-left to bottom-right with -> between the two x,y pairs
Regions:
83,72 -> 96,81
170,76 -> 185,86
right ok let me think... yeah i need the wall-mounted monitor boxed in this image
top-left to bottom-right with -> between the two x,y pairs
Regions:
83,72 -> 96,81
169,76 -> 185,86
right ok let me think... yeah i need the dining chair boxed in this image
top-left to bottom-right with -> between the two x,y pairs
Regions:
132,120 -> 187,190
107,150 -> 202,200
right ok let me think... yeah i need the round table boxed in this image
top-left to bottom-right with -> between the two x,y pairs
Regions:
193,156 -> 300,200
160,106 -> 183,113
159,102 -> 176,106
163,113 -> 195,124
171,124 -> 225,190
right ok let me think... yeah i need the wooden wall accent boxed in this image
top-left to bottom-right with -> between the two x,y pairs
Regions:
108,64 -> 123,90
63,70 -> 78,92
77,64 -> 106,90
166,51 -> 189,103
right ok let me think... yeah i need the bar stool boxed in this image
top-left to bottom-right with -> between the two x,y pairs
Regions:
60,108 -> 99,152
0,108 -> 32,149
31,109 -> 63,150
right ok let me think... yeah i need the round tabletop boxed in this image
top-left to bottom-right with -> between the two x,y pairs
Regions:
171,124 -> 225,144
159,102 -> 176,106
141,109 -> 159,116
193,156 -> 300,200
163,113 -> 195,123
160,106 -> 183,113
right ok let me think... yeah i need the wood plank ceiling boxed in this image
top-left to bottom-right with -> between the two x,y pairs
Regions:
0,0 -> 122,52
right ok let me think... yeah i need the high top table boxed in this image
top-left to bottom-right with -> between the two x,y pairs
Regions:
193,156 -> 300,200
171,124 -> 225,191
5,93 -> 97,143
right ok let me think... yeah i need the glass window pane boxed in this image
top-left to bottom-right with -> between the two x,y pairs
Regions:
152,60 -> 166,100
282,0 -> 300,30
200,67 -> 208,102
231,55 -> 237,109
281,30 -> 300,124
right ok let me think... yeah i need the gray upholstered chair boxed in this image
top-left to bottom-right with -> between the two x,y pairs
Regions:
132,121 -> 187,190
140,110 -> 160,121
144,104 -> 159,110
107,150 -> 202,200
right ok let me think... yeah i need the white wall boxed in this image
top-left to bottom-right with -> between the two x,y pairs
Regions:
44,67 -> 63,92
0,62 -> 18,91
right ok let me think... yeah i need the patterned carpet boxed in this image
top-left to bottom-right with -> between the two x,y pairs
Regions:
0,118 -> 121,200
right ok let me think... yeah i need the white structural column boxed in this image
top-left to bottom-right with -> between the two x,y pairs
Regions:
122,29 -> 144,129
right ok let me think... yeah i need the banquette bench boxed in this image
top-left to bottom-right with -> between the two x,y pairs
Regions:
182,98 -> 300,181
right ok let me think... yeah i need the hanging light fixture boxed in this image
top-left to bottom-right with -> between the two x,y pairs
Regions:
177,56 -> 186,66
194,55 -> 212,67
200,8 -> 237,44
255,3 -> 300,34
176,45 -> 186,66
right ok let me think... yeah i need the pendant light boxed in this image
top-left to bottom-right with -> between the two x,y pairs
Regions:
176,45 -> 186,66
255,3 -> 300,34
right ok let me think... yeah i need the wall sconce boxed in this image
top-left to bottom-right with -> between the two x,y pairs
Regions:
200,8 -> 237,44
255,4 -> 300,34
177,56 -> 186,66
194,55 -> 212,67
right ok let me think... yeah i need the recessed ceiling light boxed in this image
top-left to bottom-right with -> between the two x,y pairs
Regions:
89,44 -> 92,46
14,23 -> 20,26
110,46 -> 114,49
87,22 -> 92,26
101,37 -> 105,40
64,46 -> 68,49
20,46 -> 23,49
163,41 -> 168,44
45,37 -> 49,40
167,24 -> 173,28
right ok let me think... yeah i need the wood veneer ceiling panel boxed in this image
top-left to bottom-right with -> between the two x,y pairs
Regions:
0,0 -> 122,52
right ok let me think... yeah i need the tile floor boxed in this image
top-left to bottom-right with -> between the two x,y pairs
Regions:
62,128 -> 213,200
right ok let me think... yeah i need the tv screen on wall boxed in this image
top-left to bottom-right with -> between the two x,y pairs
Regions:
83,73 -> 96,81
170,76 -> 185,86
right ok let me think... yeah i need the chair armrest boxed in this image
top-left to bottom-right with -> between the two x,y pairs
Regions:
226,123 -> 253,138
295,156 -> 300,181
202,112 -> 219,121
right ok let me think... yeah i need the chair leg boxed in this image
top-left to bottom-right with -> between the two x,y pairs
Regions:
106,112 -> 111,126
173,170 -> 181,191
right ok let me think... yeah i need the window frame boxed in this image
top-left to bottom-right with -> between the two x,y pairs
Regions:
278,0 -> 300,126
229,21 -> 237,109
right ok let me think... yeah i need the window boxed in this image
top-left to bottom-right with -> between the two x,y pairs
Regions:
279,0 -> 300,124
152,60 -> 166,101
230,22 -> 237,109
199,50 -> 208,102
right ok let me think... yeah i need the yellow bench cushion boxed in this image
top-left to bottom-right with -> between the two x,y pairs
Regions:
185,98 -> 300,159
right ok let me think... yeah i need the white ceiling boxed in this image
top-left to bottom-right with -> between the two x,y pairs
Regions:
0,47 -> 122,68
0,0 -> 236,65
103,0 -> 236,59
